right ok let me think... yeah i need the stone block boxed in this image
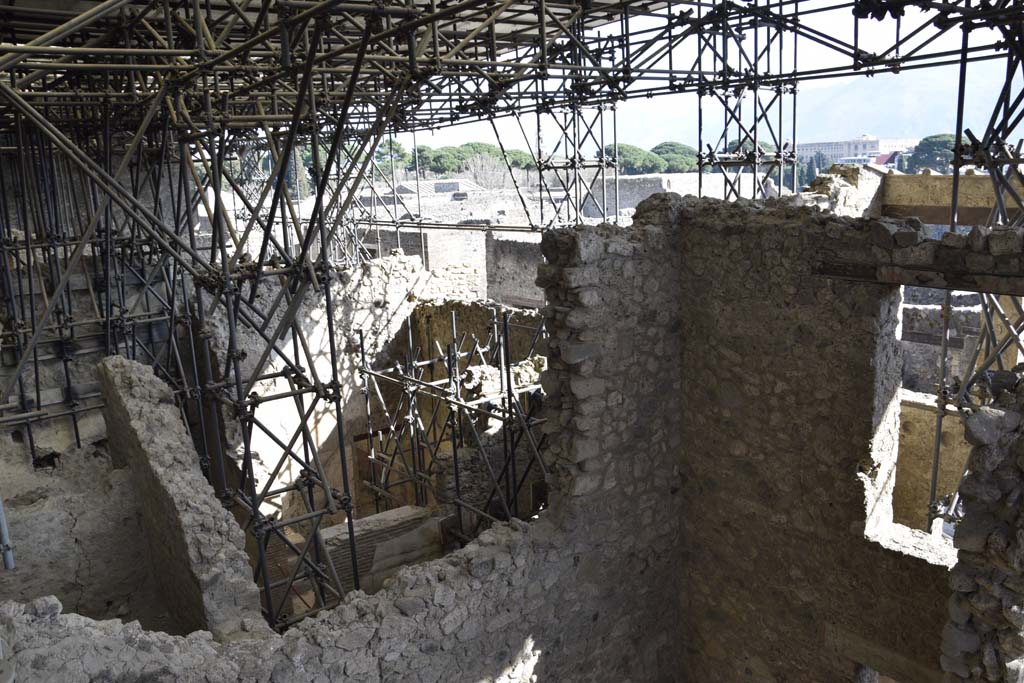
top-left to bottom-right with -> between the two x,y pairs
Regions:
894,228 -> 923,248
559,341 -> 600,364
570,437 -> 602,463
967,252 -> 996,272
576,231 -> 605,263
935,245 -> 966,270
942,232 -> 969,249
535,263 -> 561,288
633,192 -> 684,226
97,356 -> 270,643
869,220 -> 897,248
990,229 -> 1023,257
942,623 -> 982,656
970,226 -> 991,253
996,255 -> 1023,274
965,408 -> 1020,447
954,512 -> 998,552
893,240 -> 938,266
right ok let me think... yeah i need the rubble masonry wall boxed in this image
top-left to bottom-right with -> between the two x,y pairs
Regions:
97,355 -> 270,642
0,203 -> 686,680
484,233 -> 544,308
944,405 -> 1024,681
205,253 -> 444,520
0,439 -> 169,629
667,194 -> 954,682
6,193 -> 1005,681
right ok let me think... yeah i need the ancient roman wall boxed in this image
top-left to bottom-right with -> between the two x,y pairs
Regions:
884,172 -> 1024,224
203,253 -> 437,519
670,195 -> 955,681
942,405 -> 1024,681
580,171 -> 765,219
0,202 -> 686,681
0,158 -> 193,455
13,193 -> 1024,681
97,355 -> 270,642
484,233 -> 545,308
405,298 -> 544,363
0,158 -> 196,631
0,437 -> 167,629
801,163 -> 887,217
368,229 -> 487,299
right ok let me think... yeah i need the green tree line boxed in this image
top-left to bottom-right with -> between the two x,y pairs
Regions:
286,132 -> 956,191
374,141 -> 536,176
381,139 -> 705,177
598,142 -> 699,174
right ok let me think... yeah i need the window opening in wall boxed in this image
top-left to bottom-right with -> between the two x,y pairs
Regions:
898,283 -> 1024,537
530,480 -> 549,517
355,305 -> 548,548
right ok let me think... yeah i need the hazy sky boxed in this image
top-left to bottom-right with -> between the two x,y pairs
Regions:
396,7 -> 1008,155
401,59 -> 1006,155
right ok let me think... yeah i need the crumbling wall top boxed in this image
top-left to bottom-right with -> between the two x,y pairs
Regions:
97,356 -> 271,642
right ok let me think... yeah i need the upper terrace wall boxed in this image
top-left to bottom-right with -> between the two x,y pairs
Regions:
802,163 -> 1021,228
883,172 -> 1024,225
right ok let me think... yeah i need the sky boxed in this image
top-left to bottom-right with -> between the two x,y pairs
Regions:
395,6 -> 1010,156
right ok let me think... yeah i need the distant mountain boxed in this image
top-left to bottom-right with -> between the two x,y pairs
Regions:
795,60 -> 1006,143
409,57 -> 1009,155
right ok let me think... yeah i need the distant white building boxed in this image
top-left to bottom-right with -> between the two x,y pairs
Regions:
794,134 -> 919,161
836,154 -> 876,165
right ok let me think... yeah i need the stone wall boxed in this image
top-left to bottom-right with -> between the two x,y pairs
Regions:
580,171 -> 764,218
944,405 -> 1024,680
421,230 -> 487,300
0,267 -> 108,453
884,172 -> 1024,225
367,229 -> 487,299
203,253 -> 438,518
347,298 -> 547,520
812,220 -> 1024,297
97,356 -> 270,642
0,438 -> 169,630
901,290 -> 982,394
0,158 -> 189,455
0,158 -> 199,635
652,194 -> 953,682
800,163 -> 887,217
11,194 -> 1021,681
485,233 -> 544,308
0,202 -> 687,683
405,298 -> 544,366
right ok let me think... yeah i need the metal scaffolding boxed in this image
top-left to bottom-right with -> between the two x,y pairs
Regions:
925,0 -> 1024,529
0,0 -> 1019,625
357,306 -> 547,538
696,0 -> 799,198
